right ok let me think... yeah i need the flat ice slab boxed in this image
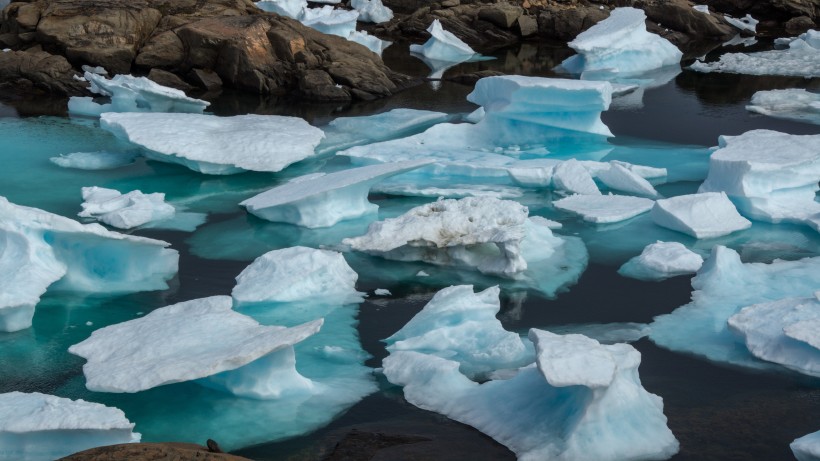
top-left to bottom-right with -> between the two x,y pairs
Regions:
0,391 -> 139,461
79,187 -> 175,229
792,430 -> 820,461
618,241 -> 703,281
651,192 -> 751,238
410,19 -> 476,62
100,112 -> 325,175
554,194 -> 654,223
69,296 -> 322,397
747,89 -> 820,125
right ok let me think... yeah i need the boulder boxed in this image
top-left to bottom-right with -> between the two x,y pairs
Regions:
188,67 -> 223,90
147,67 -> 195,91
0,48 -> 86,94
785,14 -> 816,34
638,0 -> 736,42
478,3 -> 523,28
537,4 -> 609,41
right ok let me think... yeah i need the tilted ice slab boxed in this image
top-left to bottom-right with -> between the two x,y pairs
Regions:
50,151 -> 138,170
0,392 -> 139,461
100,112 -> 324,175
301,6 -> 359,37
724,13 -> 758,33
232,246 -> 364,306
351,0 -> 392,23
651,192 -> 751,239
68,71 -> 209,117
241,160 -> 431,228
69,296 -> 323,398
793,431 -> 820,461
618,241 -> 703,281
690,29 -> 820,77
650,246 -> 820,369
383,330 -> 679,461
385,285 -> 532,377
552,159 -> 601,196
79,187 -> 175,230
727,295 -> 820,377
560,7 -> 683,76
0,197 -> 178,332
596,161 -> 659,197
698,130 -> 820,228
747,89 -> 820,125
410,19 -> 476,62
554,194 -> 654,224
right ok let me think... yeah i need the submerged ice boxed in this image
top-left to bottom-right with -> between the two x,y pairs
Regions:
79,187 -> 175,230
747,89 -> 820,125
618,241 -> 703,281
691,29 -> 820,77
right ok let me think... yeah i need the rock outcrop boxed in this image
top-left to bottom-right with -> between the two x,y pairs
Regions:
58,442 -> 252,461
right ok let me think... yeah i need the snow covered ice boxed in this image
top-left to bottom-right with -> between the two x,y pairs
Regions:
596,161 -> 659,197
351,0 -> 392,23
79,187 -> 175,230
618,241 -> 703,281
410,19 -> 477,63
100,112 -> 325,174
691,29 -> 820,77
723,14 -> 758,33
793,431 -> 820,461
552,159 -> 601,196
651,192 -> 751,239
747,89 -> 820,125
0,392 -> 139,461
553,194 -> 654,224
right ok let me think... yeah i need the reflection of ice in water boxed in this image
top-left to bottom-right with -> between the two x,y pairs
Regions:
411,53 -> 495,90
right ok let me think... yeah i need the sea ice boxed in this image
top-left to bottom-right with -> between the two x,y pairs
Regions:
50,151 -> 138,170
241,160 -> 431,227
552,159 -> 601,196
724,14 -> 758,33
410,19 -> 476,63
792,430 -> 820,461
100,112 -> 324,174
0,392 -> 139,461
618,241 -> 704,281
553,194 -> 654,224
559,7 -> 683,76
351,0 -> 392,23
301,6 -> 359,37
596,161 -> 659,197
78,187 -> 175,230
651,192 -> 752,239
746,89 -> 820,125
68,71 -> 209,117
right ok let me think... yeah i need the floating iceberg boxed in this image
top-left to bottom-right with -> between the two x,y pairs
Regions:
727,295 -> 820,377
0,197 -> 178,332
560,7 -> 682,76
618,241 -> 703,281
698,130 -> 820,230
747,89 -> 820,125
78,187 -> 175,230
0,392 -> 139,461
68,71 -> 209,117
793,431 -> 820,461
724,14 -> 758,33
241,160 -> 431,228
383,330 -> 679,461
50,151 -> 138,170
301,6 -> 359,37
351,0 -> 392,23
255,0 -> 306,18
553,194 -> 654,224
596,161 -> 659,197
100,112 -> 324,175
385,285 -> 532,377
650,246 -> 820,370
347,30 -> 392,56
410,19 -> 476,63
651,192 -> 751,239
690,30 -> 820,77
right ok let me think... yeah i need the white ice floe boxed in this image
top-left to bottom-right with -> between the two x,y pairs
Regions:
69,296 -> 323,398
727,296 -> 820,377
50,151 -> 138,170
698,130 -> 820,229
78,187 -> 175,230
318,108 -> 449,155
301,6 -> 359,37
552,159 -> 602,196
347,30 -> 392,56
651,192 -> 751,239
792,431 -> 820,461
596,161 -> 659,197
554,194 -> 654,224
747,90 -> 820,125
560,7 -> 682,76
690,29 -> 820,77
650,246 -> 820,370
232,247 -> 363,305
618,241 -> 703,281
410,19 -> 476,63
385,285 -> 532,377
0,197 -> 178,332
255,0 -> 306,18
351,0 -> 392,23
241,160 -> 431,228
382,330 -> 679,461
374,288 -> 391,296
100,112 -> 324,175
724,14 -> 758,33
0,392 -> 139,461
68,71 -> 209,117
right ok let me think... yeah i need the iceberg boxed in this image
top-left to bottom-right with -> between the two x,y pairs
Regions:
68,71 -> 209,117
78,187 -> 175,230
553,194 -> 654,224
241,160 -> 431,228
301,6 -> 359,37
559,7 -> 683,76
0,392 -> 139,461
384,285 -> 532,377
693,5 -> 709,14
690,30 -> 820,77
50,151 -> 138,170
100,112 -> 325,175
351,0 -> 392,23
746,89 -> 820,125
347,30 -> 392,56
618,241 -> 704,281
410,19 -> 476,63
724,13 -> 758,33
793,431 -> 820,461
382,330 -> 679,461
651,192 -> 751,239
255,0 -> 306,18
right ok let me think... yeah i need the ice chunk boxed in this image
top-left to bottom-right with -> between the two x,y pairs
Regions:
0,392 -> 139,461
693,5 -> 709,14
232,247 -> 364,305
727,296 -> 820,377
50,151 -> 138,170
385,285 -> 532,377
301,6 -> 359,37
618,241 -> 704,281
373,183 -> 524,199
792,431 -> 820,461
410,19 -> 476,62
68,72 -> 209,117
255,0 -> 306,18
351,0 -> 392,23
531,330 -> 615,388
241,160 -> 431,228
100,112 -> 324,175
724,14 -> 758,33
347,30 -> 392,56
690,30 -> 820,77
596,162 -> 659,197
374,288 -> 391,295
651,192 -> 751,238
552,159 -> 601,195
78,187 -> 175,229
554,194 -> 654,224
545,323 -> 650,344
747,89 -> 820,125
560,7 -> 682,75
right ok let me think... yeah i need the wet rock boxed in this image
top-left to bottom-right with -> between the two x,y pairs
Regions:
58,442 -> 252,461
188,67 -> 223,90
478,3 -> 523,28
0,48 -> 85,94
638,0 -> 736,43
135,30 -> 185,68
785,15 -> 816,34
147,67 -> 195,91
537,3 -> 609,41
515,14 -> 537,36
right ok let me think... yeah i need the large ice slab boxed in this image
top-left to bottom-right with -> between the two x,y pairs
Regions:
618,241 -> 703,281
560,7 -> 682,76
383,330 -> 678,461
554,194 -> 654,224
793,431 -> 820,461
68,71 -> 209,117
351,0 -> 392,23
747,89 -> 820,125
690,30 -> 820,77
0,392 -> 139,461
100,112 -> 324,175
241,160 -> 431,228
78,187 -> 175,229
651,192 -> 751,238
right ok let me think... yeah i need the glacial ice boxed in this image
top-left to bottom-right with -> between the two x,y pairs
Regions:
255,0 -> 306,18
724,14 -> 758,33
100,112 -> 325,174
78,187 -> 175,230
301,6 -> 359,37
552,159 -> 601,196
0,392 -> 139,461
693,5 -> 709,14
553,194 -> 655,224
347,30 -> 392,56
690,30 -> 820,77
241,160 -> 431,228
747,89 -> 820,125
351,0 -> 392,23
50,151 -> 138,170
650,246 -> 820,369
410,19 -> 476,63
618,241 -> 704,281
382,330 -> 678,461
596,161 -> 659,197
651,192 -> 752,239
559,7 -> 683,76
68,71 -> 209,117
384,285 -> 532,377
793,431 -> 820,461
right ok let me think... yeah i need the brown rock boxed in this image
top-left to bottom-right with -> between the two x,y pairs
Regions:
0,48 -> 86,94
188,67 -> 223,90
298,68 -> 349,101
537,4 -> 609,41
147,68 -> 195,91
135,30 -> 184,68
515,14 -> 538,37
445,69 -> 505,85
58,442 -> 252,461
785,15 -> 815,34
15,3 -> 40,29
638,0 -> 736,43
478,3 -> 523,28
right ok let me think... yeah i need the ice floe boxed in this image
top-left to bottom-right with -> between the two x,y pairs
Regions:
747,89 -> 820,125
410,19 -> 477,63
50,151 -> 138,170
651,192 -> 752,239
554,194 -> 654,224
301,6 -> 359,37
618,241 -> 704,281
792,430 -> 820,461
78,187 -> 175,230
351,0 -> 392,23
596,161 -> 659,197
